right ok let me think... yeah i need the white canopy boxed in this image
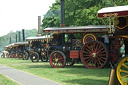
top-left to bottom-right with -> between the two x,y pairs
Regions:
98,5 -> 128,17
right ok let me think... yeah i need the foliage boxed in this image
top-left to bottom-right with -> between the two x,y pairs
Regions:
41,0 -> 128,28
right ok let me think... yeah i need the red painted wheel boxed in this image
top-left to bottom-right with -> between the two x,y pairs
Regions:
81,41 -> 109,69
50,51 -> 66,68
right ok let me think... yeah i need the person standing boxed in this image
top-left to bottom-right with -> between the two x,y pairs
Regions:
102,33 -> 109,48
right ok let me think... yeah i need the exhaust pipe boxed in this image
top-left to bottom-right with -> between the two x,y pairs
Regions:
16,34 -> 17,42
22,29 -> 25,42
60,0 -> 65,27
19,32 -> 21,42
10,37 -> 11,44
38,16 -> 41,36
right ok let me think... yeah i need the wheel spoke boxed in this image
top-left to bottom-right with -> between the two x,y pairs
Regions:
87,45 -> 93,52
96,44 -> 102,52
92,43 -> 96,52
97,48 -> 104,53
121,75 -> 128,79
97,59 -> 102,66
85,47 -> 92,54
84,56 -> 91,60
99,56 -> 106,60
58,57 -> 63,61
95,58 -> 100,67
122,63 -> 128,69
95,43 -> 99,52
120,69 -> 128,73
98,56 -> 105,62
91,58 -> 95,67
88,58 -> 93,65
86,57 -> 92,63
83,51 -> 90,54
98,50 -> 106,54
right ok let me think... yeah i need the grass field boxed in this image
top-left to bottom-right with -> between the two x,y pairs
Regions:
0,58 -> 111,85
0,73 -> 19,85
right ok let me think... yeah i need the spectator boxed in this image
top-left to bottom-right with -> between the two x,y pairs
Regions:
102,32 -> 109,48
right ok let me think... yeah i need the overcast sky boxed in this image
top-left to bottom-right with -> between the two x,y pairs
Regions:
0,0 -> 55,37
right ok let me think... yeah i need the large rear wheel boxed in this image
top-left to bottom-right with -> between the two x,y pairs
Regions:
116,56 -> 128,85
50,51 -> 66,68
81,41 -> 109,69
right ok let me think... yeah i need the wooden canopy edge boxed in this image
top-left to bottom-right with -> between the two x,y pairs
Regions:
98,5 -> 128,18
43,25 -> 108,33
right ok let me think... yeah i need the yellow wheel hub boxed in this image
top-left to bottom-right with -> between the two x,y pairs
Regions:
55,58 -> 59,62
116,57 -> 128,85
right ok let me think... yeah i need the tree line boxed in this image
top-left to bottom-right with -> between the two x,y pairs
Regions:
41,0 -> 128,29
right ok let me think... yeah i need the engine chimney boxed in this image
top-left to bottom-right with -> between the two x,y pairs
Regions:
19,32 -> 21,42
22,29 -> 25,42
16,34 -> 17,42
10,37 -> 11,44
38,16 -> 41,36
60,0 -> 65,27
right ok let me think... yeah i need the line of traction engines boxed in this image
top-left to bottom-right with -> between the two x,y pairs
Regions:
5,25 -> 123,69
5,35 -> 51,62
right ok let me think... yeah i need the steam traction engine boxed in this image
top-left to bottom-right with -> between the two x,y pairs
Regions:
14,42 -> 29,60
26,36 -> 51,62
4,42 -> 29,59
98,5 -> 128,85
43,25 -> 123,68
5,43 -> 17,58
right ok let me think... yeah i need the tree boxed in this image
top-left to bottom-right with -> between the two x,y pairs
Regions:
41,0 -> 128,28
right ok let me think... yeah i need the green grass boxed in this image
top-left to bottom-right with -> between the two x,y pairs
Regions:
0,73 -> 19,85
0,58 -> 111,85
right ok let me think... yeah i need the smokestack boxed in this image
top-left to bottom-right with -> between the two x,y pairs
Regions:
19,32 -> 21,42
10,37 -> 11,44
60,0 -> 65,27
16,34 -> 17,42
22,29 -> 25,42
38,16 -> 41,36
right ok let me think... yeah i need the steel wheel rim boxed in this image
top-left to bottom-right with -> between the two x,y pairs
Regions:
18,53 -> 22,59
116,57 -> 128,85
50,51 -> 65,68
22,54 -> 26,60
41,56 -> 48,62
23,52 -> 28,60
81,41 -> 108,69
31,52 -> 39,62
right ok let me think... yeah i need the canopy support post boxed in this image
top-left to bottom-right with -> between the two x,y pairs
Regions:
101,19 -> 109,33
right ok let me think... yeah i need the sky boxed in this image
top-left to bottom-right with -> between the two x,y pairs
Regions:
0,0 -> 56,37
